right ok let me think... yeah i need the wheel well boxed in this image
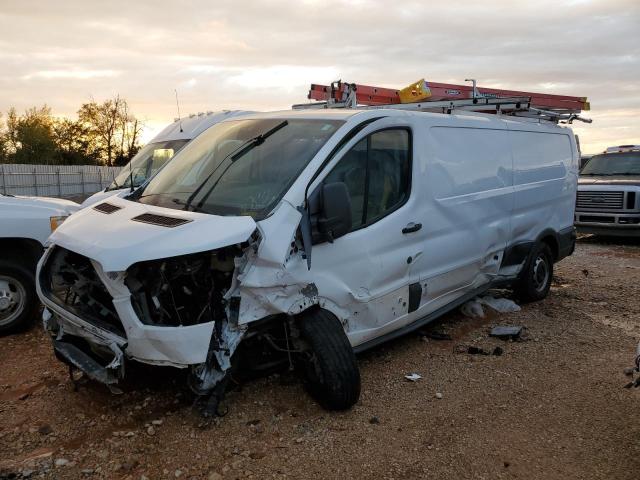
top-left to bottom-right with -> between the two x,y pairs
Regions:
0,238 -> 44,269
540,235 -> 559,261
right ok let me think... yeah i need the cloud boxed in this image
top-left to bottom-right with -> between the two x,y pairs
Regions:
0,0 -> 638,152
22,69 -> 120,80
226,66 -> 340,90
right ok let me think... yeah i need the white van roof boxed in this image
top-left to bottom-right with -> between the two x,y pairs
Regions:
226,108 -> 567,131
151,110 -> 255,143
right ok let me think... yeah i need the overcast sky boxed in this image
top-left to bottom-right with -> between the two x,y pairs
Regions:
0,0 -> 638,153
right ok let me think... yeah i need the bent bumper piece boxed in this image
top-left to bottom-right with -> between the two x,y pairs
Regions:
53,338 -> 123,385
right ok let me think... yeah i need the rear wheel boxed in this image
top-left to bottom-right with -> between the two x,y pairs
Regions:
515,243 -> 554,303
0,260 -> 38,334
297,308 -> 360,410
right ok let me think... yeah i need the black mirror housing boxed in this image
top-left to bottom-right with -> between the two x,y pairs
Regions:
317,182 -> 352,242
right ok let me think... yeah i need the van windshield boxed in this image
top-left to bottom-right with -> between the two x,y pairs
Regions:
135,118 -> 344,219
581,152 -> 640,176
107,139 -> 190,191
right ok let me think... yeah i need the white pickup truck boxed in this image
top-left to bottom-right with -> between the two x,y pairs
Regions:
0,194 -> 80,333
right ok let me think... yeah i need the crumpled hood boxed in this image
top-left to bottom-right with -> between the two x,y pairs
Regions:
49,195 -> 257,271
578,175 -> 640,186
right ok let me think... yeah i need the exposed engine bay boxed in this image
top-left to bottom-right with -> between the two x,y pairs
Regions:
125,248 -> 240,328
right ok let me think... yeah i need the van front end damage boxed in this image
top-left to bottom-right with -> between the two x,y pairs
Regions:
36,232 -> 261,410
36,199 -> 360,412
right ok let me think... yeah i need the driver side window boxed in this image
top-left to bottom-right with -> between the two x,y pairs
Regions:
324,128 -> 411,231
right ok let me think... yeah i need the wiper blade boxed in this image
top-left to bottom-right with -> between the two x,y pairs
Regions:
172,197 -> 202,212
184,120 -> 288,212
230,120 -> 289,161
105,179 -> 121,191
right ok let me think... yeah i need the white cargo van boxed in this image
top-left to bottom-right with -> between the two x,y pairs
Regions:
37,108 -> 578,411
82,110 -> 253,207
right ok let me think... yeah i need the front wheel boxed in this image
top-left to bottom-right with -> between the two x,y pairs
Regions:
514,243 -> 554,303
0,260 -> 38,334
297,308 -> 360,410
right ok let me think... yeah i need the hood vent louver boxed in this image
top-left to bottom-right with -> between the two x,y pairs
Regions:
93,202 -> 122,214
131,213 -> 192,228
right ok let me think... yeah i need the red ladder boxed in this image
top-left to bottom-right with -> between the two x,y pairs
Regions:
307,80 -> 589,113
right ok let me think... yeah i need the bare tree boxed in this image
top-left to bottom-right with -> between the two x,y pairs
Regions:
78,97 -> 116,166
0,112 -> 6,162
117,101 -> 143,165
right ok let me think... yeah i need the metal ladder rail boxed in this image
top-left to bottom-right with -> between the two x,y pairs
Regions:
293,96 -> 533,113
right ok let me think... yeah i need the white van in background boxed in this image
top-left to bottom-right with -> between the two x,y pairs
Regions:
37,109 -> 578,411
82,110 -> 254,207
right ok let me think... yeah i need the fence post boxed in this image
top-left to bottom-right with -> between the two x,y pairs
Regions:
80,169 -> 85,196
57,168 -> 62,197
33,168 -> 38,196
98,169 -> 102,190
1,167 -> 5,195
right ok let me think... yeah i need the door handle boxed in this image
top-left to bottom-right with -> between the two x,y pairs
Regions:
402,222 -> 422,234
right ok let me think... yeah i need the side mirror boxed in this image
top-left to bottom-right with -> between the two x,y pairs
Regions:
317,182 -> 352,242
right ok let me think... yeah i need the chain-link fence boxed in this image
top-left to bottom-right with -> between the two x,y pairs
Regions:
0,164 -> 123,198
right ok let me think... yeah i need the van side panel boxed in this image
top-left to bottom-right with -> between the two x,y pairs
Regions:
421,125 -> 512,308
508,129 -> 576,248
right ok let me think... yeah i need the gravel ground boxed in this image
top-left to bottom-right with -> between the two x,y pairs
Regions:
1,236 -> 639,480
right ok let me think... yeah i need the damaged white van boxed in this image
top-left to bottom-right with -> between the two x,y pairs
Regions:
37,108 -> 578,411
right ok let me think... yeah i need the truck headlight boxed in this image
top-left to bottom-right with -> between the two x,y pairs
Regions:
50,215 -> 69,232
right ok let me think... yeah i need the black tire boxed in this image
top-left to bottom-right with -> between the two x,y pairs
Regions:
0,260 -> 38,334
297,308 -> 360,410
514,242 -> 554,303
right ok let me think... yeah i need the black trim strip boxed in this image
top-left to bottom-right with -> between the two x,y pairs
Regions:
501,241 -> 534,267
557,226 -> 576,260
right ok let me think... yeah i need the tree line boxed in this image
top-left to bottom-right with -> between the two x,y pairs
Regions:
0,96 -> 142,166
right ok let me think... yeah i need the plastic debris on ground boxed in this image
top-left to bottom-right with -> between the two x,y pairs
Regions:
480,296 -> 521,313
460,295 -> 521,318
404,373 -> 422,382
490,326 -> 524,339
460,300 -> 486,318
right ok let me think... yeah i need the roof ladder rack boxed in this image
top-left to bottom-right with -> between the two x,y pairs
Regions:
292,79 -> 592,124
